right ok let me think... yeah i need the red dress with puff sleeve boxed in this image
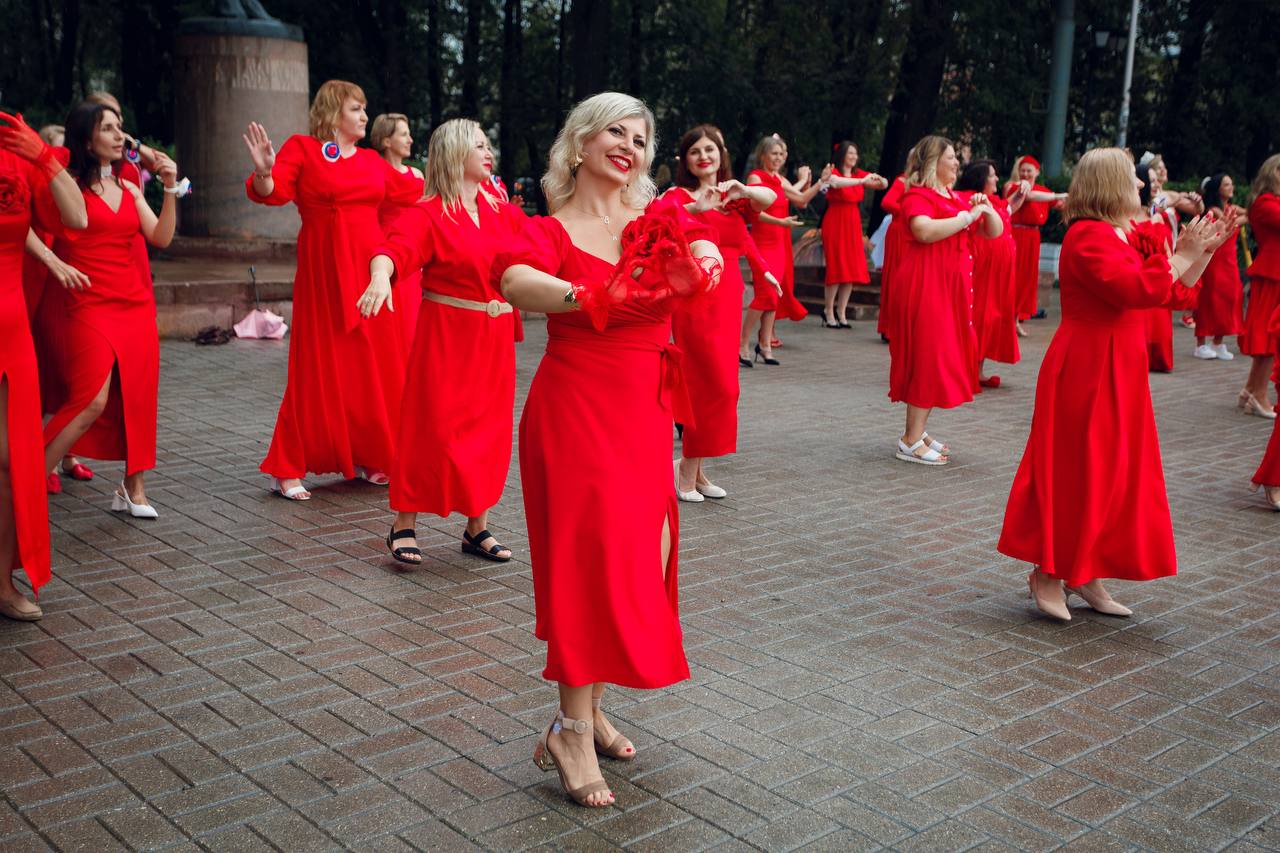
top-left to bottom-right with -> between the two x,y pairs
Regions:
378,192 -> 527,517
999,220 -> 1184,586
490,201 -> 712,688
0,149 -> 58,594
377,166 -> 426,348
1241,193 -> 1280,356
665,188 -> 771,458
961,191 -> 1020,367
747,169 -> 806,320
822,171 -> 870,285
1007,183 -> 1051,320
888,186 -> 978,409
246,135 -> 419,480
877,176 -> 908,337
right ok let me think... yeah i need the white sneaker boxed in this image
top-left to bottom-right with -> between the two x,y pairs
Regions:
1213,344 -> 1235,360
1192,344 -> 1218,360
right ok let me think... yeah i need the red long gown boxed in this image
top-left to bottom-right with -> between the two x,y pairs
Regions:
1194,211 -> 1243,338
822,170 -> 869,285
1007,183 -> 1051,320
888,186 -> 978,409
1,149 -> 59,595
999,220 -> 1184,586
962,191 -> 1020,368
246,135 -> 419,480
1241,193 -> 1280,357
665,188 -> 772,458
747,170 -> 806,320
491,204 -> 711,689
877,176 -> 908,337
1138,212 -> 1196,372
377,166 -> 425,348
43,179 -> 158,475
378,192 -> 527,517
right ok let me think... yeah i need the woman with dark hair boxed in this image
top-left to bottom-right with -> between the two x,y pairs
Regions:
1192,173 -> 1245,361
370,112 -> 425,348
0,111 -> 87,619
1134,162 -> 1196,373
243,80 -> 421,500
956,159 -> 1023,387
41,102 -> 179,520
664,124 -> 777,501
821,141 -> 886,328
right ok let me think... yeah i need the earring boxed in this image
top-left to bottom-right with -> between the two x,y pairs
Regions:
573,154 -> 584,167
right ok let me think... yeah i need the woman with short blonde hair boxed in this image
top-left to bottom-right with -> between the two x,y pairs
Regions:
1001,148 -> 1234,619
1239,154 -> 1280,419
372,112 -> 425,346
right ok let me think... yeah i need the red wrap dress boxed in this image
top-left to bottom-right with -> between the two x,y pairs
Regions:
377,166 -> 425,348
747,169 -> 806,320
964,192 -> 1019,367
43,177 -> 158,475
1,149 -> 59,595
665,188 -> 772,458
246,135 -> 420,481
888,186 -> 978,409
490,201 -> 711,689
877,176 -> 908,337
378,193 -> 527,517
822,170 -> 870,285
1242,193 -> 1280,358
1194,210 -> 1243,338
1006,184 -> 1051,320
999,220 -> 1184,586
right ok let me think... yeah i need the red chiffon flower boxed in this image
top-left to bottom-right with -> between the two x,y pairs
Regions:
1127,219 -> 1171,260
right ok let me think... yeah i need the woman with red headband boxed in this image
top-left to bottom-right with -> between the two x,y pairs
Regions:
1004,155 -> 1065,334
821,141 -> 886,328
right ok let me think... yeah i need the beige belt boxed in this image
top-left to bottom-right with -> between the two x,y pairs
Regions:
424,291 -> 514,318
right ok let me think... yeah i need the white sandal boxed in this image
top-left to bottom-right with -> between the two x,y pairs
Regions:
272,477 -> 311,501
354,466 -> 390,486
895,438 -> 948,466
920,433 -> 949,456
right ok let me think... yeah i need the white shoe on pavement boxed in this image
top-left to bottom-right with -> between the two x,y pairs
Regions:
1213,344 -> 1235,360
1193,344 -> 1218,360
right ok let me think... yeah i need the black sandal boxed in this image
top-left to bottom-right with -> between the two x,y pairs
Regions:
462,528 -> 512,562
386,528 -> 422,564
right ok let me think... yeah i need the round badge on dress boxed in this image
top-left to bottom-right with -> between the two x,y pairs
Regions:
125,147 -> 141,164
322,141 -> 341,163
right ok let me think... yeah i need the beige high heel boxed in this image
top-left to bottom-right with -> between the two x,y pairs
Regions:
1238,390 -> 1277,419
1027,570 -> 1070,621
532,711 -> 614,808
1065,580 -> 1133,616
591,697 -> 636,761
1250,482 -> 1280,511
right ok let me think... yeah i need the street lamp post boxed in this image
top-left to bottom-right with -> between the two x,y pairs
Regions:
1116,0 -> 1140,148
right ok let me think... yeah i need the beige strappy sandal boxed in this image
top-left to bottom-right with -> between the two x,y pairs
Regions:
532,711 -> 615,807
592,697 -> 636,761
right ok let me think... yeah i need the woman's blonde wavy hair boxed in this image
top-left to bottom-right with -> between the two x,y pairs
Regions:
309,80 -> 366,141
907,135 -> 955,189
542,92 -> 656,213
424,118 -> 499,217
1063,148 -> 1138,226
1250,153 -> 1280,203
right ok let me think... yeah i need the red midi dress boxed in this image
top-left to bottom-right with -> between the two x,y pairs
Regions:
888,186 -> 978,409
822,171 -> 869,285
246,135 -> 420,480
1138,212 -> 1195,372
1007,183 -> 1051,320
1194,214 -> 1243,338
1241,193 -> 1280,357
747,169 -> 806,320
999,220 -> 1184,586
665,189 -> 771,458
43,180 -> 158,475
491,205 -> 712,689
377,166 -> 426,348
877,176 -> 909,337
1,149 -> 60,594
963,192 -> 1020,367
378,193 -> 527,517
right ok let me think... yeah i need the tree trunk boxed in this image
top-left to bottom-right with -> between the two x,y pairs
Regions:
499,0 -> 523,176
426,0 -> 443,127
628,0 -> 643,95
461,0 -> 484,115
52,0 -> 81,106
569,0 -> 611,99
1156,0 -> 1212,174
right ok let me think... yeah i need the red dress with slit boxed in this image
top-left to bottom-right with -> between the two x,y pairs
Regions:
44,180 -> 158,475
0,149 -> 58,595
1006,183 -> 1051,320
490,202 -> 712,688
1242,193 -> 1280,357
378,193 -> 527,517
747,170 -> 806,320
877,176 -> 908,337
999,220 -> 1183,586
961,192 -> 1020,368
1194,211 -> 1242,338
888,186 -> 978,409
664,189 -> 770,458
377,166 -> 425,348
822,171 -> 869,285
246,135 -> 420,480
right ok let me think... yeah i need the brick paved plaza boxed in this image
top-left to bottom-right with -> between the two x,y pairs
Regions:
4,296 -> 1279,851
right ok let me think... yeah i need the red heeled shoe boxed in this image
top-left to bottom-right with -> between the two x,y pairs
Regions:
62,461 -> 94,481
46,473 -> 62,495
979,375 -> 1001,388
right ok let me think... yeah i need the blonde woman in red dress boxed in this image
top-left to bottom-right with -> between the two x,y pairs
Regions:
664,124 -> 777,501
821,141 -> 887,328
42,102 -> 180,520
889,136 -> 1003,465
244,81 -> 421,500
1238,155 -> 1280,419
1004,155 -> 1066,332
495,92 -> 721,808
1192,173 -> 1245,361
358,119 -> 527,566
0,112 -> 86,620
370,112 -> 425,348
1000,149 -> 1232,620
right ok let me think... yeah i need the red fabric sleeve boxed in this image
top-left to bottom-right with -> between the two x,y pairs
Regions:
376,202 -> 436,283
382,157 -> 424,206
899,189 -> 936,222
1068,221 -> 1175,310
246,134 -> 304,206
880,177 -> 906,215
